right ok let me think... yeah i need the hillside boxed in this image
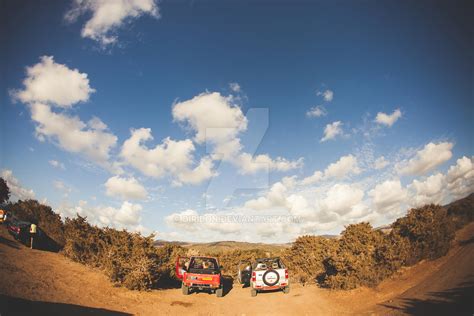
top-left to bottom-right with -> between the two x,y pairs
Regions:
1,221 -> 473,315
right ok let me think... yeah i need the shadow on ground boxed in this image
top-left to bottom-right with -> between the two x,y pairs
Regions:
379,279 -> 474,315
222,275 -> 234,296
0,235 -> 20,250
0,294 -> 131,316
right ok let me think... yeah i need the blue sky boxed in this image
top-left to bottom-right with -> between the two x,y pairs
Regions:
1,0 -> 473,242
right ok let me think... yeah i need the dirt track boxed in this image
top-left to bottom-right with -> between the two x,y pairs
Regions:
1,224 -> 473,316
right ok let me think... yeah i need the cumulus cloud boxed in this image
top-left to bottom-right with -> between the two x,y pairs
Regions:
317,89 -> 334,102
105,175 -> 148,200
12,56 -> 95,108
374,156 -> 389,170
172,91 -> 302,174
370,179 -> 407,214
120,128 -> 215,185
375,108 -> 402,127
30,103 -> 118,167
1,169 -> 35,200
446,156 -> 474,199
13,57 -> 118,169
61,200 -> 144,231
165,209 -> 241,234
65,0 -> 159,46
409,173 -> 446,207
244,181 -> 289,210
49,160 -> 66,170
321,121 -> 343,142
398,142 -> 453,175
172,92 -> 247,152
306,105 -> 327,118
301,154 -> 360,185
319,184 -> 364,216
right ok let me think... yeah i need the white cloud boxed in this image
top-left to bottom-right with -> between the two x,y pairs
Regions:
30,103 -> 117,167
13,57 -> 118,169
229,82 -> 241,92
446,156 -> 474,199
317,89 -> 334,102
320,184 -> 364,216
120,128 -> 215,185
370,179 -> 407,214
65,0 -> 159,46
301,154 -> 360,185
325,154 -> 360,178
12,56 -> 95,108
375,108 -> 402,127
236,153 -> 303,174
321,121 -> 343,142
244,181 -> 289,210
105,175 -> 148,200
172,92 -> 247,150
165,209 -> 241,235
409,173 -> 446,207
60,200 -> 143,232
398,142 -> 453,175
374,156 -> 389,170
306,105 -> 327,118
172,91 -> 302,174
1,169 -> 35,200
300,171 -> 324,186
49,160 -> 66,170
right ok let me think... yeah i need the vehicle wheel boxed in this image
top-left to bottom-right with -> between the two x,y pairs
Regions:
283,286 -> 290,294
262,269 -> 280,286
251,289 -> 257,297
181,283 -> 190,295
216,287 -> 223,297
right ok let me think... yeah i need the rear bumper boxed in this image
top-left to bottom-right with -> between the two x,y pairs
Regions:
253,283 -> 288,291
185,282 -> 220,289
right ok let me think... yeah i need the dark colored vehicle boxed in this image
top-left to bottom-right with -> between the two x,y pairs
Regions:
7,219 -> 31,243
176,256 -> 224,297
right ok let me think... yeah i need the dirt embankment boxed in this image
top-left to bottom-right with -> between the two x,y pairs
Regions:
1,223 -> 473,316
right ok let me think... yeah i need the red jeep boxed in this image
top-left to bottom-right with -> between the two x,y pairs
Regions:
176,256 -> 224,297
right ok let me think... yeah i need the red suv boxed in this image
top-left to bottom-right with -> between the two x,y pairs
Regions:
176,256 -> 223,297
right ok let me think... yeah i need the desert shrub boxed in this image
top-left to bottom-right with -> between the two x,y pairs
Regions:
321,223 -> 406,289
63,215 -> 181,290
0,177 -> 10,204
153,244 -> 187,287
446,193 -> 474,229
283,236 -> 338,285
6,199 -> 65,248
392,204 -> 455,265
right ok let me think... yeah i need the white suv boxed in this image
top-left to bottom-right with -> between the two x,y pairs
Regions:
238,257 -> 290,297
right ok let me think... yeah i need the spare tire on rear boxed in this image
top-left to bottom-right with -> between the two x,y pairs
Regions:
262,269 -> 280,286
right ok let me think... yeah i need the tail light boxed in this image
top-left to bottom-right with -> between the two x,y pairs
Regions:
251,272 -> 256,282
285,269 -> 288,279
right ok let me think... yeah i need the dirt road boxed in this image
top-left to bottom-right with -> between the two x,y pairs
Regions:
1,223 -> 473,315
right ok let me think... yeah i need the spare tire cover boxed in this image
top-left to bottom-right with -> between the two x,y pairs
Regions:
262,269 -> 280,286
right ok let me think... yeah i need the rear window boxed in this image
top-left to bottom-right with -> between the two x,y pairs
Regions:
253,258 -> 284,270
188,257 -> 219,274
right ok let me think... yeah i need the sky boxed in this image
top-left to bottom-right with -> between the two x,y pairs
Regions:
1,0 -> 473,243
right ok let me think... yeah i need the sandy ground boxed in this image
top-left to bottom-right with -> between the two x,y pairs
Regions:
1,223 -> 473,316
